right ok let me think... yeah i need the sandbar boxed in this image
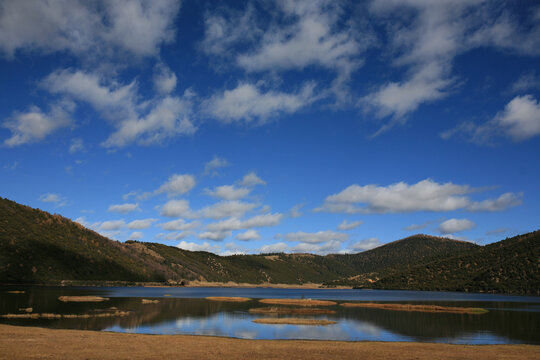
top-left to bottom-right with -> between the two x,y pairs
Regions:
340,303 -> 488,314
259,298 -> 337,306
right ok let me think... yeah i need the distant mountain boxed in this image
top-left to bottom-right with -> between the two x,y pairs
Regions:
333,234 -> 479,274
373,230 -> 540,294
1,197 -> 537,294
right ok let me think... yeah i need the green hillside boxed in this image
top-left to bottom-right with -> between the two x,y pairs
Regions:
1,197 -> 537,295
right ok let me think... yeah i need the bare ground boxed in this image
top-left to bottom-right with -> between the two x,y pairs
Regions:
0,325 -> 538,360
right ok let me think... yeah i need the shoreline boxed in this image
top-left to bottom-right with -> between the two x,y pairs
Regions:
0,324 -> 538,360
1,281 -> 353,290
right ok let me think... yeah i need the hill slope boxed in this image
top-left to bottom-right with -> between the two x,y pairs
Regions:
1,197 -> 537,294
373,230 -> 540,294
0,198 -> 182,283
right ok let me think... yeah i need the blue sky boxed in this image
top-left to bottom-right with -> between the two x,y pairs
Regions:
1,0 -> 539,255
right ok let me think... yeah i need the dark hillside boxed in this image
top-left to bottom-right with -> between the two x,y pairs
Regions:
374,231 -> 540,295
334,234 -> 479,275
0,198 -> 175,283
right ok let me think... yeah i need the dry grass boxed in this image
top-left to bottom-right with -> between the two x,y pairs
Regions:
0,311 -> 130,319
58,296 -> 109,302
340,303 -> 489,314
249,307 -> 336,315
1,324 -> 538,360
18,307 -> 32,313
259,299 -> 337,307
141,299 -> 160,304
252,318 -> 337,326
205,296 -> 251,302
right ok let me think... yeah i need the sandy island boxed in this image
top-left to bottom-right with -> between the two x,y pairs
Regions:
0,325 -> 538,360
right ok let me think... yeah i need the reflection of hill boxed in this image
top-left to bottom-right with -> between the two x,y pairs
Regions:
336,304 -> 540,343
0,297 -> 257,331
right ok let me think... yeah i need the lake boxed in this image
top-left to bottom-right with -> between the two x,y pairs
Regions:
1,285 -> 539,344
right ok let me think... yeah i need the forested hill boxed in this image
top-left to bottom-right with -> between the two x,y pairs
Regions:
1,197 -> 537,294
374,230 -> 540,294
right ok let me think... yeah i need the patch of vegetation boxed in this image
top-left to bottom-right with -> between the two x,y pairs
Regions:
252,318 -> 336,326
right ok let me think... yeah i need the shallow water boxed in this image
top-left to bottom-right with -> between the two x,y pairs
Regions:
1,285 -> 539,344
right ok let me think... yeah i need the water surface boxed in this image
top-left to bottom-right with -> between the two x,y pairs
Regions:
1,285 -> 538,344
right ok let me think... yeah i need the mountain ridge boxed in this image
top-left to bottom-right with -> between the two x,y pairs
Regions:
1,197 -> 538,294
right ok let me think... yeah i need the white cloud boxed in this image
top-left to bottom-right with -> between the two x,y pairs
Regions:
442,95 -> 540,143
467,192 -> 523,212
177,241 -> 220,253
199,201 -> 258,220
3,103 -> 73,147
291,240 -> 343,255
127,218 -> 156,230
204,82 -> 317,124
491,95 -> 540,141
316,179 -> 521,214
438,218 -> 476,235
42,69 -> 196,148
69,138 -> 85,154
236,229 -> 261,241
350,238 -> 380,252
277,230 -> 348,244
239,172 -> 266,187
198,231 -> 231,242
200,3 -> 260,57
363,0 -> 540,131
259,242 -> 289,254
129,231 -> 144,240
153,63 -> 177,94
237,1 -> 364,73
337,220 -> 363,231
108,203 -> 140,214
202,0 -> 370,102
160,199 -> 194,218
204,156 -> 230,176
0,0 -> 180,59
206,213 -> 283,232
159,199 -> 258,220
39,193 -> 67,206
156,174 -> 196,197
361,62 -> 454,123
509,72 -> 540,93
103,95 -> 196,147
205,185 -> 251,200
160,219 -> 199,231
98,220 -> 125,231
159,231 -> 193,241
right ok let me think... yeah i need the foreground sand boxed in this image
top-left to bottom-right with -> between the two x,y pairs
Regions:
0,325 -> 538,360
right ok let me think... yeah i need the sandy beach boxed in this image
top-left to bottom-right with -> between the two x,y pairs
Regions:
0,324 -> 538,360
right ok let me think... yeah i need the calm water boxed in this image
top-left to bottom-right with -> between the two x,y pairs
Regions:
1,285 -> 539,344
